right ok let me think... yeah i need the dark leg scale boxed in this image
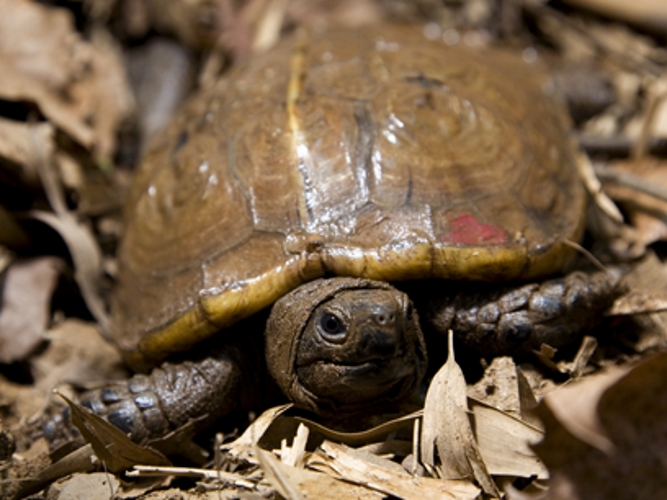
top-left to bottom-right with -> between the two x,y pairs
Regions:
424,271 -> 620,356
63,339 -> 269,444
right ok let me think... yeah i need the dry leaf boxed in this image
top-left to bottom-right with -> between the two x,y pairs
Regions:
47,472 -> 120,500
226,404 -> 421,463
598,158 -> 667,250
145,417 -> 210,464
29,320 -> 124,399
0,1 -> 132,156
0,257 -> 63,363
31,211 -> 108,334
613,252 -> 667,350
609,289 -> 667,315
137,0 -> 227,49
258,446 -> 382,500
256,447 -> 306,500
0,119 -> 53,187
467,357 -> 522,415
312,440 -> 481,500
420,331 -> 499,497
468,400 -> 547,480
224,404 -> 293,461
0,52 -> 94,148
10,445 -> 98,500
533,353 -> 667,499
78,28 -> 135,160
560,0 -> 667,33
281,423 -> 309,468
62,393 -> 171,474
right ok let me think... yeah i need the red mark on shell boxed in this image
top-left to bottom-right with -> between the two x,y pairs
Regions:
443,214 -> 508,245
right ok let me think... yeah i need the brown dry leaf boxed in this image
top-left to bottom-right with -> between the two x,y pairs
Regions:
46,472 -> 121,500
0,1 -> 132,156
0,257 -> 63,363
31,210 -> 109,333
9,444 -> 98,500
291,412 -> 420,447
256,447 -> 307,500
613,252 -> 667,350
131,0 -> 230,50
0,39 -> 93,148
257,446 -> 381,500
226,404 -> 420,463
598,158 -> 667,249
468,400 -> 547,480
430,355 -> 546,480
609,288 -> 667,315
0,0 -> 87,89
63,393 -> 171,474
224,404 -> 293,461
3,437 -> 53,499
145,417 -> 210,464
420,331 -> 498,496
533,353 -> 667,499
467,357 -> 522,415
0,118 -> 54,187
311,440 -> 481,500
286,0 -> 383,30
560,0 -> 667,33
29,320 -> 124,401
78,28 -> 135,160
281,422 -> 309,468
30,127 -> 108,332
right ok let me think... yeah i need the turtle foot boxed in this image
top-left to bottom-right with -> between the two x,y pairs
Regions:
425,271 -> 620,356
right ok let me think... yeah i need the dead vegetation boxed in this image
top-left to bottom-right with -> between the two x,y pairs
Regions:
1,0 -> 667,498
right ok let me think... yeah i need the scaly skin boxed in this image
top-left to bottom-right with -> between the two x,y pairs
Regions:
44,336 -> 271,448
422,271 -> 619,356
43,273 -> 618,446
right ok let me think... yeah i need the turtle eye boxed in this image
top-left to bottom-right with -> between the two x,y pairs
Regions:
317,312 -> 347,343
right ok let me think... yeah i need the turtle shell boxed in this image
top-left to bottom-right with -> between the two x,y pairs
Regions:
113,24 -> 585,369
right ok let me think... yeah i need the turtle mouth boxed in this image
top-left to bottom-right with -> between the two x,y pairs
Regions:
313,357 -> 393,377
295,350 -> 415,405
298,350 -> 405,373
294,355 -> 419,419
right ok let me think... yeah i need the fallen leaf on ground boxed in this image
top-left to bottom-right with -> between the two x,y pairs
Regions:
598,158 -> 667,250
258,445 -> 382,500
0,257 -> 63,363
63,393 -> 171,474
421,331 -> 498,496
31,210 -> 109,334
469,399 -> 547,480
533,352 -> 667,499
0,0 -> 132,157
0,119 -> 53,187
310,441 -> 480,500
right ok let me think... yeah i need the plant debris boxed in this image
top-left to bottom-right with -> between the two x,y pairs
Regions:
1,1 -> 667,499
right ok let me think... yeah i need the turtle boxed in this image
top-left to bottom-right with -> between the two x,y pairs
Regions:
71,24 -> 617,445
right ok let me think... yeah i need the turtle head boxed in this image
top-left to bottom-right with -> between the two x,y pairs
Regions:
265,278 -> 427,420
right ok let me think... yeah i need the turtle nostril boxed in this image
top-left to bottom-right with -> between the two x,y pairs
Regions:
373,310 -> 396,327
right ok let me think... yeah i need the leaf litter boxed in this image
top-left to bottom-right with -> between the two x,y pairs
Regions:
1,1 -> 667,499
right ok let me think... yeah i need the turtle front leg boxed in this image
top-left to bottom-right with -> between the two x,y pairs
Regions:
423,271 -> 620,357
74,343 -> 266,444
